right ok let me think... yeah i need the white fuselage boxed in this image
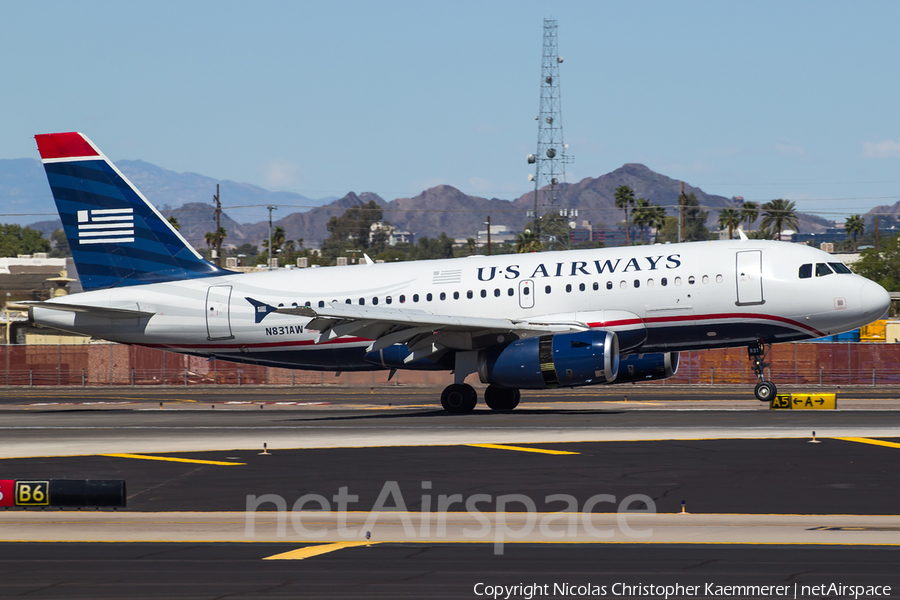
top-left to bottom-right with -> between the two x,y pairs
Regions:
32,239 -> 889,372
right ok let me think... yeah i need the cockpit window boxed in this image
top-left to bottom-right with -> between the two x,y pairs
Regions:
799,263 -> 812,279
815,263 -> 834,277
829,262 -> 852,274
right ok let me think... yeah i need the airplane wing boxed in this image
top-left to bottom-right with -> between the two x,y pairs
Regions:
24,301 -> 156,320
272,303 -> 584,363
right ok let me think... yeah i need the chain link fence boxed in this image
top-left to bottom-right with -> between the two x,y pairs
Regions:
1,342 -> 898,387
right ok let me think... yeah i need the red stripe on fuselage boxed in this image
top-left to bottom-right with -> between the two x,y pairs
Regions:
35,132 -> 99,160
587,312 -> 824,337
141,336 -> 371,351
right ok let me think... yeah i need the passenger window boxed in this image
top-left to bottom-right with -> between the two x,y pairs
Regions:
413,294 -> 419,302
633,279 -> 640,288
359,298 -> 365,305
661,277 -> 668,286
453,291 -> 460,300
702,275 -> 709,284
318,301 -> 325,308
305,301 -> 311,307
426,293 -> 433,301
829,262 -> 852,274
494,289 -> 500,297
345,299 -> 351,304
372,297 -> 378,305
386,296 -> 392,305
545,285 -> 552,294
688,276 -> 695,285
647,279 -> 654,288
566,284 -> 572,293
523,287 -> 530,295
799,264 -> 812,279
399,295 -> 406,303
716,274 -> 723,283
467,290 -> 473,299
439,292 -> 446,301
619,281 -> 627,289
507,288 -> 514,296
815,263 -> 833,277
593,282 -> 599,291
481,289 -> 487,298
606,281 -> 612,290
579,283 -> 585,292
674,277 -> 682,286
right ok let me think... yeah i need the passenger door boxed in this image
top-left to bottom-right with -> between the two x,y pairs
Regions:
205,285 -> 234,340
735,250 -> 764,306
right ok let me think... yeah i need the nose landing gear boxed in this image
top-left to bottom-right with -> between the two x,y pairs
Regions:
748,341 -> 777,401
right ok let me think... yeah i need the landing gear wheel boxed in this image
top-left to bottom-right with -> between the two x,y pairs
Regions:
754,381 -> 777,402
484,385 -> 520,411
748,341 -> 777,402
441,383 -> 478,414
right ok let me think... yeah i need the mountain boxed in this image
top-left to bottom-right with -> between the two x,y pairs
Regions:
0,157 -> 330,228
1,157 -> 833,247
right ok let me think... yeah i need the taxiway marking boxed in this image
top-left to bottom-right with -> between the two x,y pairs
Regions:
466,443 -> 579,455
101,453 -> 245,465
835,437 -> 900,450
263,541 -> 375,560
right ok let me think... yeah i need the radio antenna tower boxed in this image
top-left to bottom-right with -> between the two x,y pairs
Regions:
527,18 -> 574,250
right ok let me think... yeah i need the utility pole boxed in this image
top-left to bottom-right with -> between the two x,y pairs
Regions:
527,18 -> 573,251
875,215 -> 880,254
486,216 -> 492,256
678,182 -> 686,243
267,205 -> 277,270
213,184 -> 223,267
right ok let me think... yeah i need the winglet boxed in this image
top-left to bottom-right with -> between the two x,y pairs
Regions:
737,229 -> 748,241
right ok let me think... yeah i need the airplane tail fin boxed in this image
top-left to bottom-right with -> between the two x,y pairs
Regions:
35,132 -> 231,291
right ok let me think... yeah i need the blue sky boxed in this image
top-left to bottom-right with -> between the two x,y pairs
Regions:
3,1 -> 900,224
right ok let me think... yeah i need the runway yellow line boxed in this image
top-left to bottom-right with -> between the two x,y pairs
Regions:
100,453 -> 245,466
835,437 -> 900,449
466,443 -> 579,455
263,541 -> 374,560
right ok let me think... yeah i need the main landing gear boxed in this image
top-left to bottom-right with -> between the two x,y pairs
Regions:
748,341 -> 777,401
439,384 -> 521,414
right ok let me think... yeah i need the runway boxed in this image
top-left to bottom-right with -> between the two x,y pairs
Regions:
1,386 -> 899,598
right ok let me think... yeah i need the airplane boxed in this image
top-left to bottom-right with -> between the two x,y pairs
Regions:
27,132 -> 891,413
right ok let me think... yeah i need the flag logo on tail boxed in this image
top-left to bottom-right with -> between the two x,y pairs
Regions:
77,208 -> 135,245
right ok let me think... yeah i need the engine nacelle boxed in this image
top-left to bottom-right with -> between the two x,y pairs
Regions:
612,352 -> 680,384
479,331 -> 619,389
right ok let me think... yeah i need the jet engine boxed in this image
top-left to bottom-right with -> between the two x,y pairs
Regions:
478,331 -> 619,389
612,352 -> 680,384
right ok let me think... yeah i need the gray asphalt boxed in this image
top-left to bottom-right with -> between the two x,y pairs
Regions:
1,543 -> 898,600
1,386 -> 898,599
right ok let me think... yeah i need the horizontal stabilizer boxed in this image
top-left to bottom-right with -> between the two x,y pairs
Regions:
25,301 -> 155,320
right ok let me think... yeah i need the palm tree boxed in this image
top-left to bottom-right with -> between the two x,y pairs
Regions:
845,215 -> 865,249
204,231 -> 215,258
614,185 -> 636,245
515,229 -> 542,253
718,208 -> 742,239
631,198 -> 651,244
167,216 -> 180,231
741,201 -> 759,231
759,199 -> 799,240
648,204 -> 668,244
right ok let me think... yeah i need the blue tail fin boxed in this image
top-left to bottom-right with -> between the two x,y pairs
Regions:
35,132 -> 231,291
